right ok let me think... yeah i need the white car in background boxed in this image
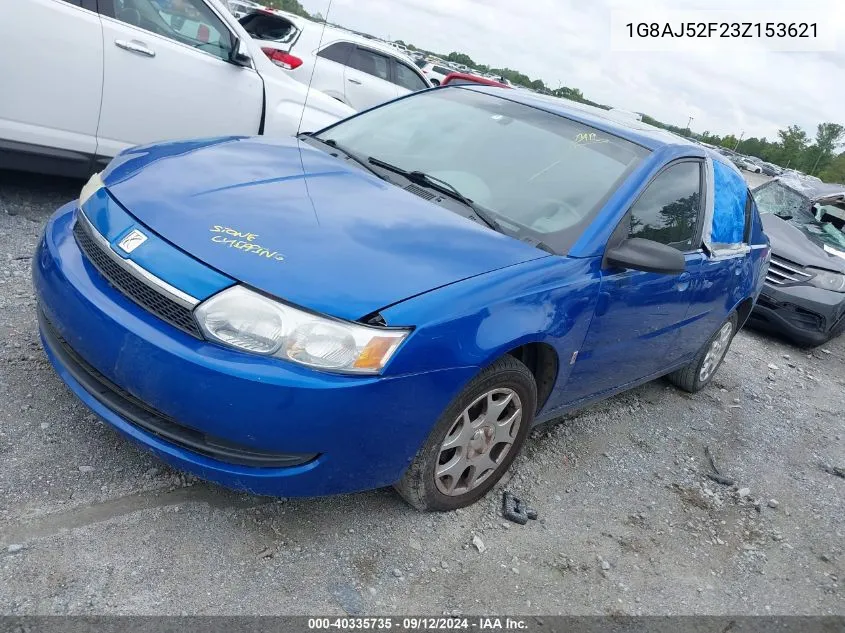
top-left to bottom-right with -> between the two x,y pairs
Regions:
239,11 -> 431,111
737,157 -> 763,174
0,0 -> 352,177
419,61 -> 452,86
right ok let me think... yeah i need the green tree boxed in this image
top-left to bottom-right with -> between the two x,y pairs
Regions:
261,0 -> 311,18
818,151 -> 845,183
775,125 -> 809,168
803,123 -> 845,175
553,86 -> 584,102
720,135 -> 739,150
698,131 -> 723,146
445,52 -> 476,67
737,137 -> 767,158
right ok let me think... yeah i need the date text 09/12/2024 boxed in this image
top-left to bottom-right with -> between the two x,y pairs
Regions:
307,617 -> 528,631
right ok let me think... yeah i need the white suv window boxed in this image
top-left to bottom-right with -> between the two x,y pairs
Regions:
317,41 -> 355,64
347,47 -> 391,81
393,60 -> 427,91
111,0 -> 234,61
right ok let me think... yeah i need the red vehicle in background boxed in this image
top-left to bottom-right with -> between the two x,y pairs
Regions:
439,72 -> 511,88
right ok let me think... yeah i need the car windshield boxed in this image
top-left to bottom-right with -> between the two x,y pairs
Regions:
754,181 -> 845,249
315,88 -> 649,252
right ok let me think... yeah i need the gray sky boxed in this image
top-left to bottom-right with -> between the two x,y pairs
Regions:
299,0 -> 844,142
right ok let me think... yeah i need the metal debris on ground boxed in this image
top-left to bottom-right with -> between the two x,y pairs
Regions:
704,445 -> 736,486
502,491 -> 538,525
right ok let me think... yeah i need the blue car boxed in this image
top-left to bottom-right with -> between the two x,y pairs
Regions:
34,86 -> 769,510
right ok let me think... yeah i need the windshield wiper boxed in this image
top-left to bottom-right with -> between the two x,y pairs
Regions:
367,157 -> 503,233
298,135 -> 385,180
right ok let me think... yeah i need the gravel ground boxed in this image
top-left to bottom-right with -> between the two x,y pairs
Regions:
0,168 -> 843,616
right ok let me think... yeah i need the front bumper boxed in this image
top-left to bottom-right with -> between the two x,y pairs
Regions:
33,203 -> 477,496
749,281 -> 845,346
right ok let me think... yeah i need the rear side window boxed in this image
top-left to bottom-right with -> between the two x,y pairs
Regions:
432,65 -> 451,75
239,13 -> 299,44
392,60 -> 427,91
348,47 -> 391,81
318,41 -> 354,64
629,161 -> 703,251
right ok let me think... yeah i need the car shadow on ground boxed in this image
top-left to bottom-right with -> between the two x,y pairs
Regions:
0,169 -> 83,221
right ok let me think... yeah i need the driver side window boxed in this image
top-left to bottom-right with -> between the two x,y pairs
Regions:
629,161 -> 703,252
111,0 -> 233,61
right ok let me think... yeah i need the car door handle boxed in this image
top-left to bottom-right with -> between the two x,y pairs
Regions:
347,78 -> 362,85
115,39 -> 156,58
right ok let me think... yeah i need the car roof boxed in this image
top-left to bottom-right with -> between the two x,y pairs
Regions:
441,72 -> 510,88
292,19 -> 418,64
458,85 -> 712,154
768,175 -> 845,201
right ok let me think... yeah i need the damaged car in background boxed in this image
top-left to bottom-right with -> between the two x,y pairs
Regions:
749,177 -> 845,346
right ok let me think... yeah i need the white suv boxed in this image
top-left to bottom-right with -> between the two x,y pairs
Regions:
0,0 -> 353,177
240,11 -> 431,111
419,62 -> 453,86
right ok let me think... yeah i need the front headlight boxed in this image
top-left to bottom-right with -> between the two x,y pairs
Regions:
78,171 -> 104,208
194,286 -> 410,374
807,268 -> 845,293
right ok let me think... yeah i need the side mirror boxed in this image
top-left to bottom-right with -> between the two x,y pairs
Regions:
605,237 -> 686,275
228,36 -> 252,67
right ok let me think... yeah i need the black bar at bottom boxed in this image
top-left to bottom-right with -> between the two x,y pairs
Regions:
0,616 -> 842,633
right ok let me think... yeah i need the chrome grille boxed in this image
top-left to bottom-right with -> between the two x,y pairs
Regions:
73,216 -> 203,339
765,255 -> 812,286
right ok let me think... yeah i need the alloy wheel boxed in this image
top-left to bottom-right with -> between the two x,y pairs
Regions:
434,388 -> 523,496
699,321 -> 734,383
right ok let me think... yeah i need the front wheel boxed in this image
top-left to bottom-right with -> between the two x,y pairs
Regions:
668,313 -> 738,393
430,79 -> 440,86
395,356 -> 537,511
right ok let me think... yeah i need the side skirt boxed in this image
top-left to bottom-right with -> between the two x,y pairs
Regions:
532,356 -> 694,426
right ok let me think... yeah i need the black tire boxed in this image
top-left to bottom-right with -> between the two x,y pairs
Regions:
430,79 -> 440,86
668,312 -> 739,393
394,356 -> 537,511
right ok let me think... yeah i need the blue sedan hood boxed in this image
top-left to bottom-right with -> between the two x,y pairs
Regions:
102,137 -> 546,321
